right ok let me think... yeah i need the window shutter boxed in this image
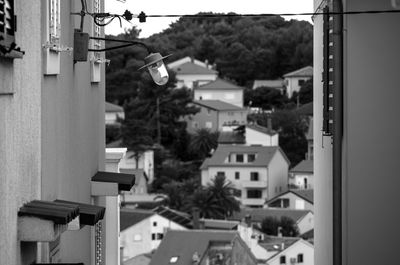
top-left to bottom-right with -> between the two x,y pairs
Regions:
322,6 -> 334,135
0,0 -> 15,46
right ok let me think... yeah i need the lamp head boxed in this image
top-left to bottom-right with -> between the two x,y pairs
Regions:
139,53 -> 171,86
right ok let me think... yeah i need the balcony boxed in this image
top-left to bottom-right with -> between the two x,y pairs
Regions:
242,180 -> 267,188
241,198 -> 265,206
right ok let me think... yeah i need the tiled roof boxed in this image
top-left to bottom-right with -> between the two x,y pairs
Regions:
283,66 -> 313,78
290,160 -> 313,174
105,102 -> 124,112
193,100 -> 245,111
173,62 -> 217,75
252,80 -> 285,89
153,206 -> 192,228
200,145 -> 288,170
195,78 -> 244,90
149,230 -> 238,265
300,229 -> 314,240
120,208 -> 154,231
247,123 -> 277,136
218,131 -> 246,144
296,102 -> 313,116
259,236 -> 300,252
267,189 -> 314,205
229,208 -> 311,224
201,219 -> 240,230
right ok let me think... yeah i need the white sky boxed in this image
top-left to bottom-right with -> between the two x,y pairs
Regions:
105,0 -> 314,38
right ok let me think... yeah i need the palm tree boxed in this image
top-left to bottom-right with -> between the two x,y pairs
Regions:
206,175 -> 241,218
189,128 -> 219,159
184,188 -> 225,219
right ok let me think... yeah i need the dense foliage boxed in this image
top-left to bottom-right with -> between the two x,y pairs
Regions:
260,216 -> 300,237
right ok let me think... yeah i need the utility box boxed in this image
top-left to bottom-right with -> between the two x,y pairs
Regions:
73,29 -> 89,62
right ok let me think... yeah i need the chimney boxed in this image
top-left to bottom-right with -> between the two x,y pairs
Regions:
191,56 -> 194,63
277,226 -> 283,237
192,207 -> 200,229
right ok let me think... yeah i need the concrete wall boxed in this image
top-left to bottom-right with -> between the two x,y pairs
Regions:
218,110 -> 247,128
0,2 -> 42,264
40,1 -> 105,264
315,1 -> 400,265
194,89 -> 243,107
267,151 -> 289,198
246,128 -> 278,146
120,215 -> 187,261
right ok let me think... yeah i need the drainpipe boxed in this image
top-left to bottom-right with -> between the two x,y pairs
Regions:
332,1 -> 344,265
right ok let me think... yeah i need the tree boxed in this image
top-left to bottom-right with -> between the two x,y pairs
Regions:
183,188 -> 224,219
188,128 -> 219,160
249,109 -> 308,166
260,216 -> 299,237
206,175 -> 240,218
245,86 -> 288,110
298,78 -> 313,105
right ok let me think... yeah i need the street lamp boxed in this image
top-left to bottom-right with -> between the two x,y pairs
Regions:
85,36 -> 171,86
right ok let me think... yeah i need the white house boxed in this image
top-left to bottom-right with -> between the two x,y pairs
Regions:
194,78 -> 244,107
252,79 -> 286,94
105,101 -> 125,125
201,146 -> 290,207
283,66 -> 313,98
246,123 -> 279,146
230,208 -> 314,236
289,160 -> 314,190
260,238 -> 314,265
169,60 -> 218,90
267,190 -> 314,211
120,208 -> 188,262
167,56 -> 214,69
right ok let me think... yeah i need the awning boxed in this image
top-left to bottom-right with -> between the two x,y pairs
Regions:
91,171 -> 135,196
55,200 -> 105,226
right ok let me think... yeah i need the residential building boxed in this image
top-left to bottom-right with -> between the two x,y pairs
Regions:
0,1 -> 129,264
259,237 -> 314,265
230,208 -> 314,236
289,160 -> 314,189
267,190 -> 314,211
149,230 -> 258,265
105,101 -> 125,125
120,208 -> 188,262
314,1 -> 400,265
283,66 -> 313,98
200,146 -> 290,207
167,56 -> 215,70
187,100 -> 248,133
168,59 -> 218,90
194,78 -> 244,107
252,79 -> 286,94
218,123 -> 279,146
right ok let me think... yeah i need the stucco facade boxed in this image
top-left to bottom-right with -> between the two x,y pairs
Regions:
120,214 -> 187,261
266,240 -> 314,265
0,1 -> 105,264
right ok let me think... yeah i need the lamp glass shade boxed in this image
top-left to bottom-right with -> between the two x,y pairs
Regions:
147,61 -> 169,86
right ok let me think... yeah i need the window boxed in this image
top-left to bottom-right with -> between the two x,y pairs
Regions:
236,154 -> 244,163
235,172 -> 240,180
280,255 -> 286,264
44,0 -> 61,75
248,154 -> 256,162
151,233 -> 156,240
133,234 -> 142,241
217,171 -> 225,177
157,233 -> 163,240
247,189 -> 262,199
49,0 -> 61,45
250,172 -> 259,181
297,254 -> 304,263
205,121 -> 212,128
153,221 -> 157,227
207,108 -> 212,115
298,79 -> 305,86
